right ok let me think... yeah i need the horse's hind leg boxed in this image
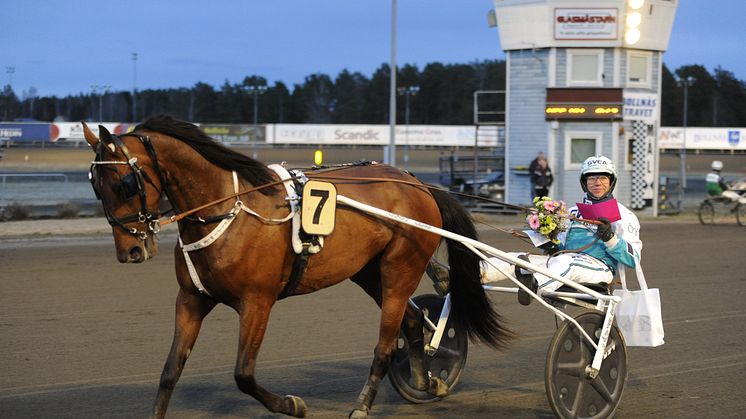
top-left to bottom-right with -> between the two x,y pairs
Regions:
153,289 -> 215,419
349,259 -> 440,418
402,300 -> 450,397
234,297 -> 307,418
401,302 -> 429,390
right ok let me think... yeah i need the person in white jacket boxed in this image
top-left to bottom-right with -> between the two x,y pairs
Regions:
481,156 -> 642,305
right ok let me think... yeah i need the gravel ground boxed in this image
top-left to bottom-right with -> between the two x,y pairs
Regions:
0,217 -> 114,238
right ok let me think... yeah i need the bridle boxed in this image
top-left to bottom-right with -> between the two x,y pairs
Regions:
89,133 -> 168,240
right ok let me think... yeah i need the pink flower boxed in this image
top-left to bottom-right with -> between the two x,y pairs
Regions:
527,213 -> 540,229
543,200 -> 557,212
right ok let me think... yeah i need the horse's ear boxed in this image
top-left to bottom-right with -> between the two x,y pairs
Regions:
82,121 -> 99,149
98,125 -> 113,143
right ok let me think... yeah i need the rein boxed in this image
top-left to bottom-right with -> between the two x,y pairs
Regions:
158,176 -> 297,227
158,171 -> 600,229
94,134 -> 598,241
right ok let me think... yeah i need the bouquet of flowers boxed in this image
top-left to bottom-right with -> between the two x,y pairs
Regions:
526,196 -> 569,244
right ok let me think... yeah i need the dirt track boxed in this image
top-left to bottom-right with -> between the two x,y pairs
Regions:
1,219 -> 745,418
1,145 -> 745,417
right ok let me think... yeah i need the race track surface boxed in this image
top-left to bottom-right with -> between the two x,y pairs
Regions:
1,219 -> 744,418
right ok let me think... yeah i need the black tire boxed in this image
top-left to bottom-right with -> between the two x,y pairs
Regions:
736,203 -> 745,227
545,310 -> 628,419
698,200 -> 715,224
388,294 -> 468,404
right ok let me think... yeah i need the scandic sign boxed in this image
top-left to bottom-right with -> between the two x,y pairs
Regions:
265,124 -> 499,147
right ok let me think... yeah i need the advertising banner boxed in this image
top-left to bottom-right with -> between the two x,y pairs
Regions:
266,124 -> 498,147
623,92 -> 659,123
201,124 -> 255,144
0,123 -> 51,142
685,128 -> 745,150
554,8 -> 618,40
659,127 -> 746,150
51,122 -> 125,142
658,127 -> 684,149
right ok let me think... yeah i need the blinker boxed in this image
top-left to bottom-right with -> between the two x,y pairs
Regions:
119,173 -> 140,200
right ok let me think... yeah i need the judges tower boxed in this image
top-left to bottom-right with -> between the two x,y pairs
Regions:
491,0 -> 678,211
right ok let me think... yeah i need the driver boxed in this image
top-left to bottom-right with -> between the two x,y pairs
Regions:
706,160 -> 741,202
480,156 -> 642,305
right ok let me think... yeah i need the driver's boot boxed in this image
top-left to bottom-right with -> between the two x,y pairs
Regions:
515,254 -> 538,306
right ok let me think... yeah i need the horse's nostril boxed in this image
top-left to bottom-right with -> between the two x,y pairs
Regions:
130,246 -> 144,263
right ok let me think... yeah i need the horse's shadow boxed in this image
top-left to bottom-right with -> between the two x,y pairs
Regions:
167,357 -> 556,418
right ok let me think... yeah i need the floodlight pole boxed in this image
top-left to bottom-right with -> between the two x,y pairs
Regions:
398,86 -> 419,170
678,76 -> 693,189
132,53 -> 138,122
387,0 -> 397,167
4,67 -> 14,121
91,84 -> 111,122
246,84 -> 267,159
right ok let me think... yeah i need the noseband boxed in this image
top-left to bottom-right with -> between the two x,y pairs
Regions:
90,133 -> 168,240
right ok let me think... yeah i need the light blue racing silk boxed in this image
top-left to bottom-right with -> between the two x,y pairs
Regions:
556,202 -> 642,276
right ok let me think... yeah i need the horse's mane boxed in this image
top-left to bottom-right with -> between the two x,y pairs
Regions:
134,115 -> 277,195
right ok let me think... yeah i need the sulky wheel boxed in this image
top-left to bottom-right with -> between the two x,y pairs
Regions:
388,294 -> 468,404
698,200 -> 715,224
736,203 -> 746,227
545,310 -> 628,419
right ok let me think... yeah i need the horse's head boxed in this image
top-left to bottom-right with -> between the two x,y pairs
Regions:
83,122 -> 164,263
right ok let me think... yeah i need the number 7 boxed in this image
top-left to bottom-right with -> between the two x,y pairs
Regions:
310,189 -> 329,224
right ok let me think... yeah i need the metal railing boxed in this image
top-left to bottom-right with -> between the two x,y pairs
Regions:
0,173 -> 69,206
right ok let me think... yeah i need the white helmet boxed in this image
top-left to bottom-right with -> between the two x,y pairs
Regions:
711,160 -> 723,171
580,155 -> 617,198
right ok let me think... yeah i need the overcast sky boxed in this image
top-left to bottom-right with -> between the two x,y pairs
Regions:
3,0 -> 745,98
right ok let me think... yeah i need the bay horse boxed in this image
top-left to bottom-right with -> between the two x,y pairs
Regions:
83,115 -> 511,418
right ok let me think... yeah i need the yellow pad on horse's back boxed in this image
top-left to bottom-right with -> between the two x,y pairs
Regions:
302,180 -> 337,235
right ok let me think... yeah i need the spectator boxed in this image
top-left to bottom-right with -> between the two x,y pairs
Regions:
528,152 -> 544,202
530,154 -> 553,200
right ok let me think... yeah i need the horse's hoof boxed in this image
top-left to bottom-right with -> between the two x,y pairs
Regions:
427,376 -> 450,398
349,407 -> 369,419
283,395 -> 307,418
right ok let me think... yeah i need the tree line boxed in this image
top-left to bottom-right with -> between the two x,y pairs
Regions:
1,60 -> 744,127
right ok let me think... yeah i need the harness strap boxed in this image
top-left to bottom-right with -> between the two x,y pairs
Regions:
268,164 -> 304,254
181,206 -> 240,252
177,170 -> 295,296
178,173 -> 245,296
178,235 -> 213,296
277,246 -> 311,300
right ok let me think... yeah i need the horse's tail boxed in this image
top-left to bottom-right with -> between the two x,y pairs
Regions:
431,189 -> 514,350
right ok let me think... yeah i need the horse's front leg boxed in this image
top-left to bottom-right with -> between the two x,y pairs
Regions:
152,288 -> 215,419
234,297 -> 307,418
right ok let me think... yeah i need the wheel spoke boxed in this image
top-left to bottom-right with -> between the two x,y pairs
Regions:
569,322 -> 598,352
435,346 -> 462,359
555,361 -> 586,377
591,376 -> 614,403
569,379 -> 587,416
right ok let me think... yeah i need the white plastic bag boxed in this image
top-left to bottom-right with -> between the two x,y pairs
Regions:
613,263 -> 665,347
